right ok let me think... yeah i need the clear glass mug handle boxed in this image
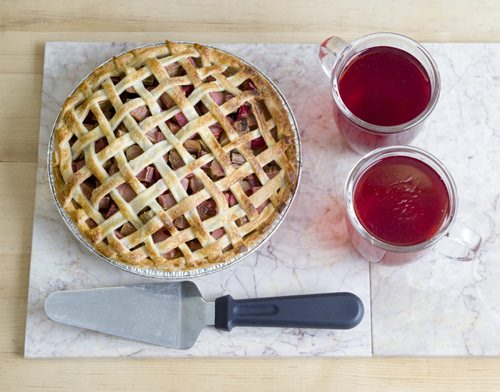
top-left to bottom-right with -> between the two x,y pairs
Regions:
318,36 -> 349,78
434,223 -> 482,261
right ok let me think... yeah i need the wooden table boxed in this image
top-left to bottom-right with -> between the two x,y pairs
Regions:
1,1 -> 500,390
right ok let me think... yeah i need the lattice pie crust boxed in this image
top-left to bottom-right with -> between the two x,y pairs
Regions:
52,41 -> 299,271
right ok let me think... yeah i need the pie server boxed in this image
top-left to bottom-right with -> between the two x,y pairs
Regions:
44,281 -> 364,349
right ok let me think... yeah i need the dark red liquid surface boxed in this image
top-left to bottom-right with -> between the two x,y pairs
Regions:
338,46 -> 431,126
353,156 -> 449,246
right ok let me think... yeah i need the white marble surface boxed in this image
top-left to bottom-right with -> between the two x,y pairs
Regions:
26,42 -> 500,358
25,42 -> 371,358
371,44 -> 500,355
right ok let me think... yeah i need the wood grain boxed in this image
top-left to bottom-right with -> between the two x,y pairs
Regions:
1,0 -> 500,391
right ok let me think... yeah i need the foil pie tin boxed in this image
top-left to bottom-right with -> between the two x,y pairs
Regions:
47,42 -> 302,279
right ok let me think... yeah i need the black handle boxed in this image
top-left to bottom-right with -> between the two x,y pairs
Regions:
214,292 -> 363,331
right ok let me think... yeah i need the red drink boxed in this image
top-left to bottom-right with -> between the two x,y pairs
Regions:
353,156 -> 449,246
338,46 -> 431,127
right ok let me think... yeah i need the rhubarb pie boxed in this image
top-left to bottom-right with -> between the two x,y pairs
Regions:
51,41 -> 300,273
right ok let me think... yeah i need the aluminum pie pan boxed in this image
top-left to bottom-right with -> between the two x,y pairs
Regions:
47,41 -> 302,279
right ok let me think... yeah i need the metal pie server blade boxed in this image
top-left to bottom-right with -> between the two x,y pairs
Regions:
44,281 -> 214,349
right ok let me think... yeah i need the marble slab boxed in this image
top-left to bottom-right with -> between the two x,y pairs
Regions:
26,42 -> 500,358
370,44 -> 500,356
25,42 -> 371,358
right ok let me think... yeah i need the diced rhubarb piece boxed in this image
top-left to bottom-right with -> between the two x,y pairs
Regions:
72,160 -> 85,172
247,80 -> 257,90
115,230 -> 124,239
257,200 -> 270,214
224,191 -> 237,207
195,102 -> 208,115
211,228 -> 225,240
247,114 -> 257,128
126,85 -> 136,94
173,216 -> 189,230
130,106 -> 150,121
236,104 -> 251,120
98,195 -> 110,210
264,163 -> 281,179
209,123 -> 223,139
86,218 -> 98,229
83,111 -> 97,125
160,92 -> 175,109
137,166 -> 154,183
225,115 -> 235,125
241,180 -> 253,196
95,138 -> 108,153
152,167 -> 161,182
120,222 -> 136,236
166,120 -> 181,134
142,75 -> 155,87
236,216 -> 249,226
139,209 -> 154,223
104,202 -> 119,218
251,136 -> 266,150
189,177 -> 204,194
180,177 -> 189,191
184,140 -> 201,155
197,199 -> 217,220
80,182 -> 93,199
146,128 -> 157,143
126,145 -> 143,161
181,85 -> 194,96
168,150 -> 184,169
225,92 -> 235,101
186,239 -> 202,251
209,91 -> 225,105
115,125 -> 128,138
210,160 -> 225,178
174,112 -> 188,127
165,62 -> 182,76
156,131 -> 166,142
231,152 -> 245,166
157,192 -> 176,209
108,161 -> 119,175
198,149 -> 208,158
152,230 -> 169,243
146,128 -> 166,143
117,183 -> 136,202
233,119 -> 248,134
163,248 -> 180,259
245,173 -> 260,187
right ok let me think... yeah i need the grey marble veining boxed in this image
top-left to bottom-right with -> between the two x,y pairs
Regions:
25,42 -> 371,357
371,43 -> 500,356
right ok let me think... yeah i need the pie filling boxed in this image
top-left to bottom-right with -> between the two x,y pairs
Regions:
54,42 -> 297,269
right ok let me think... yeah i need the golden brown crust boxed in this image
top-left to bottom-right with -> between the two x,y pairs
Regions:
51,41 -> 299,272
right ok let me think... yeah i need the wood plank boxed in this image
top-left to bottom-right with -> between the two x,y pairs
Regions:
0,163 -> 36,252
1,0 -> 500,43
0,356 -> 499,391
0,75 -> 41,162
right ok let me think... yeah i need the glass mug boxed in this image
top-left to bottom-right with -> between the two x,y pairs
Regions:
344,146 -> 481,264
319,33 -> 440,154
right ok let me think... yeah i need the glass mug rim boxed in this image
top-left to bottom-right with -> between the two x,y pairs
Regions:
344,145 -> 458,253
330,32 -> 441,135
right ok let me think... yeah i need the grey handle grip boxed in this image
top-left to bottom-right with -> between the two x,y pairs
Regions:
214,292 -> 364,331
